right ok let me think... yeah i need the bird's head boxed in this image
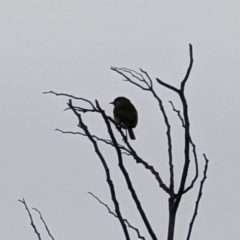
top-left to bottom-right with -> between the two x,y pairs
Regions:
109,96 -> 130,105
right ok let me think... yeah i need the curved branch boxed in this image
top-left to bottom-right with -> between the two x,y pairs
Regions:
43,91 -> 96,110
186,154 -> 209,240
168,101 -> 199,194
32,208 -> 55,240
18,199 -> 41,240
88,192 -> 146,240
181,44 -> 193,91
183,139 -> 199,194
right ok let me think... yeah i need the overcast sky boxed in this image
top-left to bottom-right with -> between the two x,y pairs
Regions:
1,1 -> 240,239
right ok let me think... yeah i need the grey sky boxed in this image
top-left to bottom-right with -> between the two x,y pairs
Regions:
1,1 -> 240,239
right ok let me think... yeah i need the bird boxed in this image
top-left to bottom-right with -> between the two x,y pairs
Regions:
110,96 -> 138,140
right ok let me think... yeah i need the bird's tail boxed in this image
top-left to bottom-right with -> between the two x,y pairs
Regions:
128,128 -> 136,140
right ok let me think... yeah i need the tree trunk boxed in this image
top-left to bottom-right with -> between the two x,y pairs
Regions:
167,197 -> 177,240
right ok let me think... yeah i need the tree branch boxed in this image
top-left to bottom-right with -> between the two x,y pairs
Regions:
181,44 -> 193,91
68,99 -> 130,240
186,154 -> 209,240
111,67 -> 175,195
174,44 -> 194,207
47,91 -> 170,194
88,192 -> 146,240
168,101 -> 199,194
108,117 -> 171,195
18,199 -> 41,240
183,140 -> 199,194
96,101 -> 158,240
168,101 -> 185,127
55,129 -> 131,155
43,91 -> 96,109
32,208 -> 55,240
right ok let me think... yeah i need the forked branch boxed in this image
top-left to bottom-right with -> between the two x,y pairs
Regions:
19,199 -> 41,240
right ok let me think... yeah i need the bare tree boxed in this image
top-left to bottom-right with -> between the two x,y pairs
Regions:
21,44 -> 208,240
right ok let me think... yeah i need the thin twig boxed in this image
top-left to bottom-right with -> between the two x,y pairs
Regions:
18,199 -> 41,240
183,140 -> 199,194
181,44 -> 193,90
186,154 -> 209,240
111,67 -> 150,91
168,101 -> 199,194
168,101 -> 185,127
43,91 -> 96,109
88,192 -> 146,240
32,208 -> 55,240
120,67 -> 145,82
139,68 -> 153,88
55,129 -> 131,155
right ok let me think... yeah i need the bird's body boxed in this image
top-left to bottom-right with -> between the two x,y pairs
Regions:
110,97 -> 138,140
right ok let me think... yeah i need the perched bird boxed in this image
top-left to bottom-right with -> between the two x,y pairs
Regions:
110,96 -> 138,140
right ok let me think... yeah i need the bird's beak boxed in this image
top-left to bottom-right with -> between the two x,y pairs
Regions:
109,102 -> 114,104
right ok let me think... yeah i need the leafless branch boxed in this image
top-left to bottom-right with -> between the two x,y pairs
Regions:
67,99 -> 130,240
181,44 -> 193,90
96,101 -> 158,240
168,101 -> 185,127
43,91 -> 96,110
168,101 -> 199,194
139,68 -> 153,88
108,115 -> 171,195
111,67 -> 174,195
71,106 -> 97,113
48,91 -> 170,193
165,44 -> 194,208
45,43 -> 207,240
156,79 -> 179,93
153,44 -> 194,240
156,43 -> 193,198
186,154 -> 209,240
32,208 -> 55,240
183,140 -> 199,194
111,67 -> 150,91
18,199 -> 41,240
50,93 -> 162,239
119,67 -> 146,82
55,129 -> 131,155
88,192 -> 146,240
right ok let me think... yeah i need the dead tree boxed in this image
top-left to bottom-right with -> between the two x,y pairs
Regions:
21,44 -> 208,240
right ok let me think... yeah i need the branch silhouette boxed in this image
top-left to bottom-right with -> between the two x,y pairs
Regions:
88,192 -> 146,240
19,199 -> 41,240
41,43 -> 209,240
